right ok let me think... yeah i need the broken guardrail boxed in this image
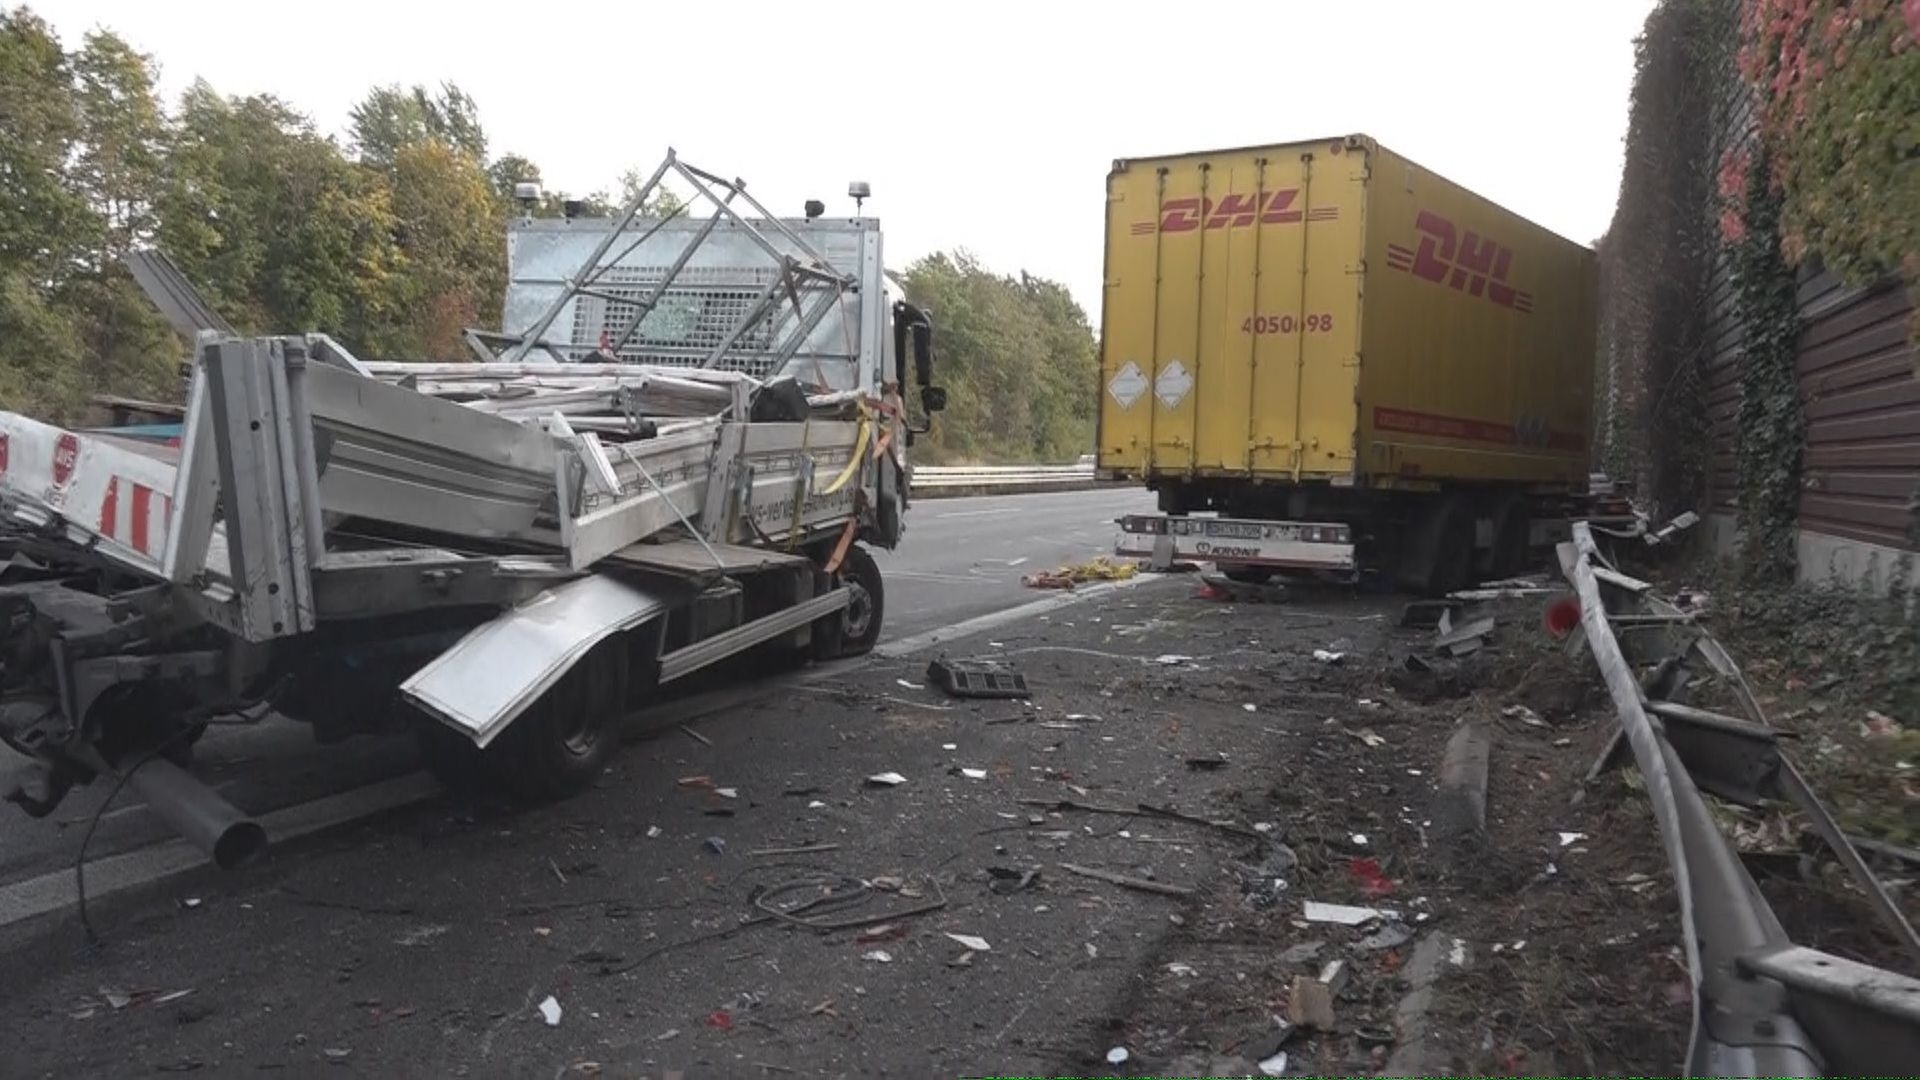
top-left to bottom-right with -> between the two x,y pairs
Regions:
1561,521 -> 1920,1077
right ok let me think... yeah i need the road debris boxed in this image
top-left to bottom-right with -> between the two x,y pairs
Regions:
1287,974 -> 1335,1029
1350,728 -> 1387,749
1023,557 -> 1138,590
645,825 -> 662,839
1356,922 -> 1414,952
988,867 -> 1040,894
1257,1050 -> 1289,1076
927,657 -> 1032,698
702,837 -> 727,856
944,933 -> 991,952
1312,649 -> 1346,665
1185,753 -> 1229,771
1502,704 -> 1547,727
1059,862 -> 1194,897
1106,1047 -> 1130,1066
1318,959 -> 1351,995
1348,857 -> 1394,897
679,724 -> 713,747
749,842 -> 841,857
1154,654 -> 1196,666
1557,832 -> 1588,848
861,950 -> 893,963
855,924 -> 907,944
865,772 -> 909,787
1166,962 -> 1198,977
1301,900 -> 1396,925
538,996 -> 562,1027
956,768 -> 989,780
1435,610 -> 1497,656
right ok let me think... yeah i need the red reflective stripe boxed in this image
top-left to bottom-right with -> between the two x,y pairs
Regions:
132,483 -> 154,553
99,476 -> 119,537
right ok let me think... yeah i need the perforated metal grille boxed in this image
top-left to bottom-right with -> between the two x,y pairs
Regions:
567,266 -> 795,376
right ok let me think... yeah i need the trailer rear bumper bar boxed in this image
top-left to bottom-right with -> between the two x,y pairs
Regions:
1114,514 -> 1355,572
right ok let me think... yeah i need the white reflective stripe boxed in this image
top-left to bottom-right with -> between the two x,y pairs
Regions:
0,413 -> 178,575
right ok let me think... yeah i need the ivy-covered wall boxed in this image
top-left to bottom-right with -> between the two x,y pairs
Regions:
1603,0 -> 1919,586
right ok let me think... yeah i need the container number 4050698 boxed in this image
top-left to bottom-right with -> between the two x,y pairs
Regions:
1242,313 -> 1333,335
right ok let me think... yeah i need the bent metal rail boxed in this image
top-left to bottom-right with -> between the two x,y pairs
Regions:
1562,521 -> 1920,1077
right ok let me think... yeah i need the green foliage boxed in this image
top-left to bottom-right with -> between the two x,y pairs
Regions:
156,82 -> 403,343
1727,145 -> 1805,580
901,252 -> 1097,464
348,82 -> 485,171
1597,0 -> 1725,515
1738,0 -> 1920,324
0,8 -> 87,276
1711,564 -> 1920,842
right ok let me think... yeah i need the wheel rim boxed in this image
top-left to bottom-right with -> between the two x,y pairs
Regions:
843,580 -> 874,641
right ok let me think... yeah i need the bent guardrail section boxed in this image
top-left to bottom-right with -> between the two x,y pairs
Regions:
1562,521 -> 1920,1077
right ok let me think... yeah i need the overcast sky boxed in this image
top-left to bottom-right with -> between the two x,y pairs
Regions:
38,0 -> 1656,320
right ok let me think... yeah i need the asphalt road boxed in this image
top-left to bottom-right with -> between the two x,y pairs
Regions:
0,487 -> 1154,889
2,571 -> 1395,1079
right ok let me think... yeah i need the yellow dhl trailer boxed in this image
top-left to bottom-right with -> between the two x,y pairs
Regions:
1100,134 -> 1598,592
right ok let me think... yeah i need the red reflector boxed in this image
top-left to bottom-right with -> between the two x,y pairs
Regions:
1543,596 -> 1581,638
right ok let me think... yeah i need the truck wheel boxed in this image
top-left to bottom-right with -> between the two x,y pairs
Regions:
1396,496 -> 1474,596
1222,566 -> 1274,584
814,545 -> 885,659
492,638 -> 632,801
1487,497 -> 1531,578
414,712 -> 495,795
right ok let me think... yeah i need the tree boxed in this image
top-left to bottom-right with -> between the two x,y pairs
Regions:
349,82 -> 485,170
378,139 -> 505,356
66,27 -> 177,403
0,7 -> 87,277
70,28 -> 165,263
900,252 -> 1098,464
157,82 -> 402,344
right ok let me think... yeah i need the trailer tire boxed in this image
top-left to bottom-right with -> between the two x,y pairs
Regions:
1222,566 -> 1274,584
493,638 -> 631,801
1487,496 -> 1531,578
814,544 -> 885,659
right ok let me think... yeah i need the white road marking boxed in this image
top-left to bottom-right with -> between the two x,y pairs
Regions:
929,507 -> 1022,519
0,773 -> 439,929
877,574 -> 1169,658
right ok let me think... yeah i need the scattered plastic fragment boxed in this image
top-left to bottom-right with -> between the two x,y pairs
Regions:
866,772 -> 909,787
538,996 -> 563,1027
1258,1050 -> 1289,1076
1106,1047 -> 1130,1066
1302,900 -> 1397,925
1558,831 -> 1588,847
702,837 -> 727,855
861,950 -> 893,963
946,933 -> 992,952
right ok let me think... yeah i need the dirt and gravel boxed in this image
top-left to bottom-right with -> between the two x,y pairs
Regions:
0,576 -> 1706,1077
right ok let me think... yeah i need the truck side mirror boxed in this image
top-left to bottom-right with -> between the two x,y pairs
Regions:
911,324 -> 934,388
921,386 -> 948,414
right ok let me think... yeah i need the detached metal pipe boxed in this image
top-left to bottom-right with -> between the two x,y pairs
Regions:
123,756 -> 267,870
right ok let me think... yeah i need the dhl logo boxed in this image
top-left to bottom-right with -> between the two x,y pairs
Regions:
1132,190 -> 1341,235
1385,211 -> 1534,314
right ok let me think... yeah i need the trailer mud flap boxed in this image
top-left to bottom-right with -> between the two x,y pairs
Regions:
402,575 -> 666,748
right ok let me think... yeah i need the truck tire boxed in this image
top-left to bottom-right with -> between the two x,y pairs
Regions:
492,638 -> 631,801
414,712 -> 494,795
814,544 -> 885,659
1396,496 -> 1475,596
1222,566 -> 1274,584
1487,496 -> 1531,578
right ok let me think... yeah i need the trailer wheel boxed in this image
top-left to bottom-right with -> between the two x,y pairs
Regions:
1396,495 -> 1475,596
1222,566 -> 1274,584
493,638 -> 632,801
814,544 -> 885,659
1487,496 -> 1532,578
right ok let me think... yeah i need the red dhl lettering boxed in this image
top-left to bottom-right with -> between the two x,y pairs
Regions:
1153,189 -> 1334,234
1384,210 -> 1536,314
